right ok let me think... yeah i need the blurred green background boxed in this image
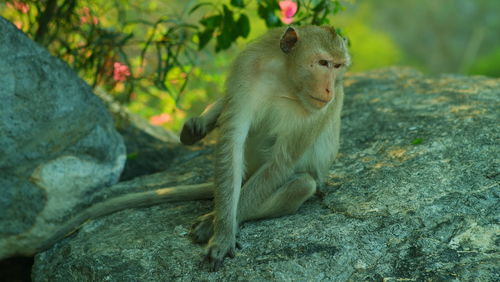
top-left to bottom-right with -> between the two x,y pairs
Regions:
2,0 -> 499,132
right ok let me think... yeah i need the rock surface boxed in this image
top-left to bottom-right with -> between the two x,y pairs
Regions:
94,88 -> 188,181
32,68 -> 499,281
0,17 -> 126,258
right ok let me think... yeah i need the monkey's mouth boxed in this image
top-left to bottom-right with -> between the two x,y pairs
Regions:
309,95 -> 330,107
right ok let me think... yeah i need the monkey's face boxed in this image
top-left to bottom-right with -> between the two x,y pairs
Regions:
283,26 -> 350,111
303,53 -> 344,109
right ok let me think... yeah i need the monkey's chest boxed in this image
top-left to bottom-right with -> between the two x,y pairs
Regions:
243,112 -> 337,182
244,129 -> 276,178
243,119 -> 315,176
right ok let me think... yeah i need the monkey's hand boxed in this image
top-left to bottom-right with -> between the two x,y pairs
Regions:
190,212 -> 214,244
205,232 -> 238,272
180,117 -> 208,145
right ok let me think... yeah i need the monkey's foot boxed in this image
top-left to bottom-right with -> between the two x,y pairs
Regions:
190,212 -> 214,244
180,117 -> 207,145
205,236 -> 238,272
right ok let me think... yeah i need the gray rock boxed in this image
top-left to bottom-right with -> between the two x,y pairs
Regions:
93,88 -> 189,181
0,17 -> 126,258
32,68 -> 499,281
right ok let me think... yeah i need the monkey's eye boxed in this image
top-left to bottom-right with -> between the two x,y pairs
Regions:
318,60 -> 330,67
334,63 -> 343,69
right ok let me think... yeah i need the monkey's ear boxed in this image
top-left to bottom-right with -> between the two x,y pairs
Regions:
322,25 -> 337,37
280,26 -> 299,54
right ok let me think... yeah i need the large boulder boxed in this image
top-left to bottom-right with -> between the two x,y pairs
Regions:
32,68 -> 498,281
94,88 -> 187,181
0,17 -> 126,258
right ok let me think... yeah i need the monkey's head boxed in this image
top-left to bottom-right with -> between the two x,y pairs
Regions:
280,26 -> 350,111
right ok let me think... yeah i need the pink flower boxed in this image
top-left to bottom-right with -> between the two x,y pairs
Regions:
113,62 -> 131,82
80,7 -> 99,25
14,21 -> 23,30
149,113 -> 172,126
279,0 -> 297,24
7,1 -> 30,14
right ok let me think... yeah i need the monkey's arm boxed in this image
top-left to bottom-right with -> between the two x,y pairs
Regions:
180,99 -> 224,145
206,127 -> 314,270
36,183 -> 213,253
205,97 -> 252,270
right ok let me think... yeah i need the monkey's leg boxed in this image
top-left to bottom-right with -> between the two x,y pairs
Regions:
239,173 -> 316,222
190,173 -> 316,243
191,211 -> 215,243
180,99 -> 223,145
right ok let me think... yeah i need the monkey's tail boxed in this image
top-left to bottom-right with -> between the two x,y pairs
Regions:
37,183 -> 213,253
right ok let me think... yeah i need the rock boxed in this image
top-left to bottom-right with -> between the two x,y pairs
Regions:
32,68 -> 499,281
93,88 -> 190,181
0,17 -> 126,259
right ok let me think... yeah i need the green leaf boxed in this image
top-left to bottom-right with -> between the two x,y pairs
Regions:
230,0 -> 245,8
222,4 -> 234,26
197,29 -> 213,50
216,32 -> 232,52
189,2 -> 213,15
200,15 -> 222,29
312,0 -> 326,12
237,14 -> 250,38
218,4 -> 237,50
257,3 -> 280,27
257,4 -> 267,20
411,138 -> 424,145
127,152 -> 138,160
332,1 -> 345,14
268,0 -> 280,10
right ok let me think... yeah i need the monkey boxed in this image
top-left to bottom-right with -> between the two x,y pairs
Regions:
183,25 -> 350,270
35,25 -> 350,272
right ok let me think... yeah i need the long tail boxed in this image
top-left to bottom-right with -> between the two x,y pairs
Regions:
37,183 -> 214,252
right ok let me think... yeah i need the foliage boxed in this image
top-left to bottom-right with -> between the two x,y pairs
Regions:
3,1 -> 499,131
468,47 -> 500,77
1,0 -> 344,130
342,21 -> 402,72
360,0 -> 500,76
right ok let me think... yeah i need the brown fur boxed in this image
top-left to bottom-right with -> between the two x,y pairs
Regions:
185,25 -> 350,270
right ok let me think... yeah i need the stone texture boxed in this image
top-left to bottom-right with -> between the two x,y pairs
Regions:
0,17 -> 126,258
93,88 -> 187,181
32,68 -> 499,281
